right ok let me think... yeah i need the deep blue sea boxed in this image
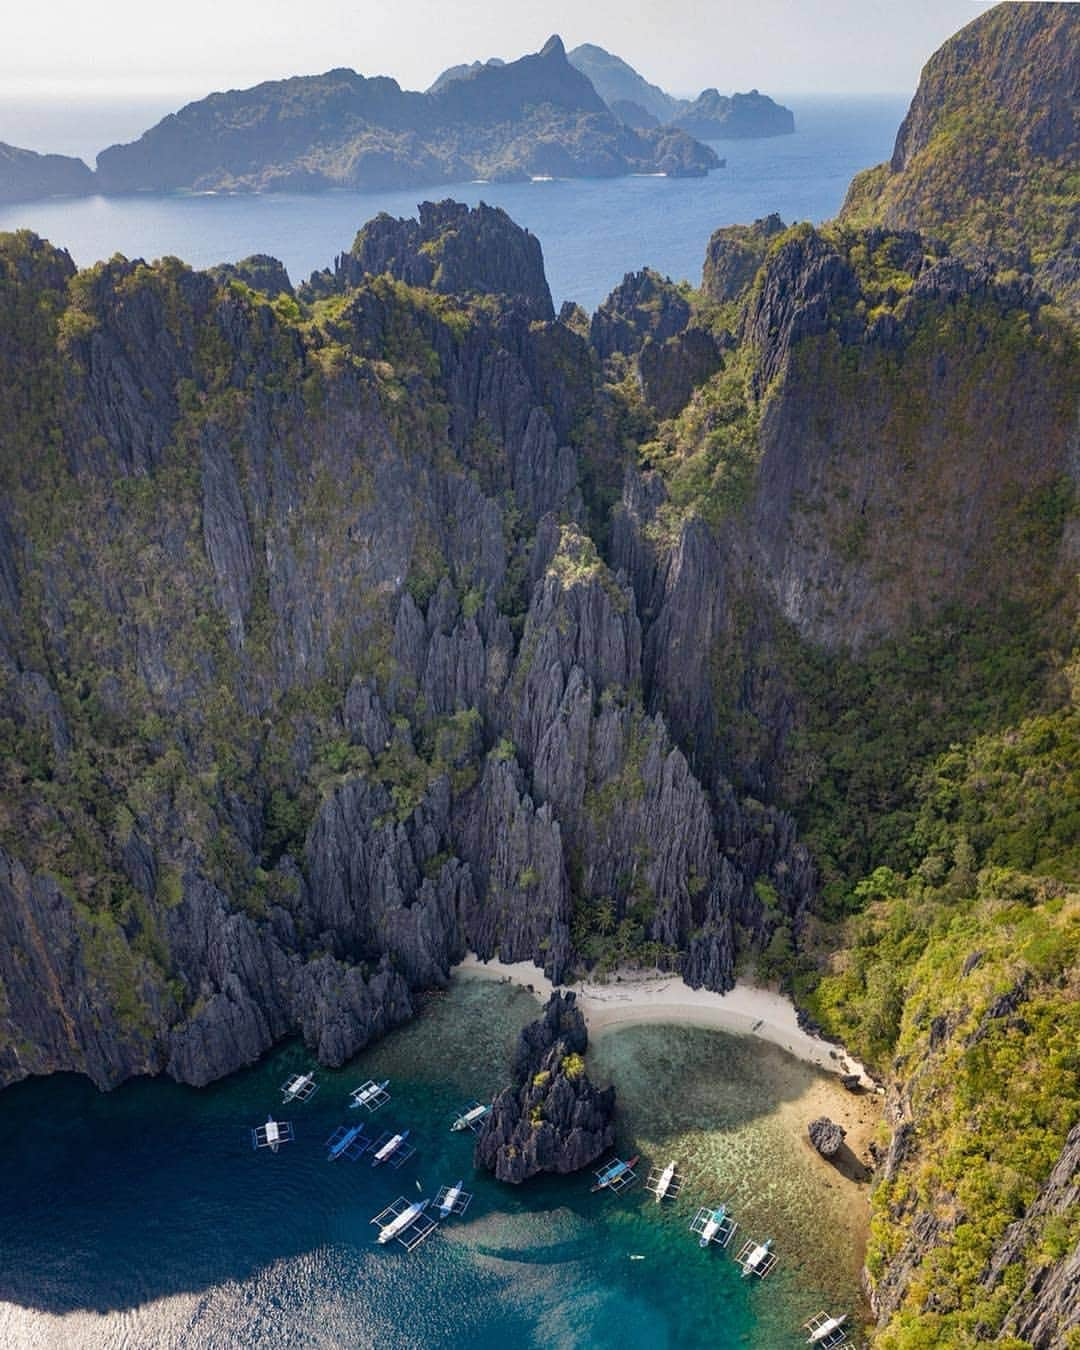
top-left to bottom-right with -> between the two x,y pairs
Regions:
0,977 -> 871,1349
0,96 -> 908,309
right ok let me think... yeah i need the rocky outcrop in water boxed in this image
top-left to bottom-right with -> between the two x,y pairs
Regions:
0,142 -> 94,205
673,89 -> 794,140
474,990 -> 615,1182
567,44 -> 794,140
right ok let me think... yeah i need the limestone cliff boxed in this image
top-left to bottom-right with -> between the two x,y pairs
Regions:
840,2 -> 1079,310
0,12 -> 1077,1341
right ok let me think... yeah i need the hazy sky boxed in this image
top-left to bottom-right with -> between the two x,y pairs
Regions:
4,0 -> 999,100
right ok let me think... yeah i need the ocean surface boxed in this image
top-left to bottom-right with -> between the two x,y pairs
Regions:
0,977 -> 870,1349
0,96 -> 908,310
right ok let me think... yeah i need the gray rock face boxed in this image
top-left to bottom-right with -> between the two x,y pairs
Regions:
474,991 -> 615,1182
638,325 -> 724,419
701,213 -> 786,302
334,200 -> 555,321
808,1116 -> 845,1156
590,268 -> 691,360
983,1121 -> 1080,1348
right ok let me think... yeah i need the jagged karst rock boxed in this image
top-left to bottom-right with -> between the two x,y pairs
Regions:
808,1116 -> 846,1157
701,213 -> 786,302
982,1121 -> 1080,1347
333,200 -> 555,320
840,2 -> 1078,309
208,254 -> 294,296
474,991 -> 615,1182
638,325 -> 724,419
590,267 -> 691,360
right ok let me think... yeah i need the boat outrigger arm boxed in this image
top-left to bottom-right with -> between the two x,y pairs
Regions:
690,1204 -> 738,1248
252,1114 -> 294,1152
736,1236 -> 778,1278
349,1079 -> 391,1112
370,1197 -> 437,1251
370,1129 -> 416,1168
281,1072 -> 319,1104
645,1160 -> 685,1202
325,1123 -> 370,1161
436,1179 -> 473,1218
803,1312 -> 849,1347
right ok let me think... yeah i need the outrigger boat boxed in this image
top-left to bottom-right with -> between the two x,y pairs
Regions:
252,1114 -> 293,1152
803,1312 -> 849,1347
370,1197 -> 437,1251
645,1160 -> 684,1202
590,1155 -> 639,1195
736,1236 -> 778,1278
280,1071 -> 318,1105
691,1204 -> 738,1249
450,1101 -> 492,1133
370,1128 -> 416,1168
349,1079 -> 390,1113
435,1179 -> 473,1219
325,1122 -> 370,1162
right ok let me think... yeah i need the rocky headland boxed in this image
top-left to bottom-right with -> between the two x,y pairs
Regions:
0,141 -> 94,205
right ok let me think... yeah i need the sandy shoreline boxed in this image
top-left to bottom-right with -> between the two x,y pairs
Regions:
454,953 -> 877,1089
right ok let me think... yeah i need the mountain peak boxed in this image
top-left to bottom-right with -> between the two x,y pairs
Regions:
540,35 -> 567,59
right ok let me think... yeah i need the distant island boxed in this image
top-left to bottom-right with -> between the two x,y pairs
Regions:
0,37 -> 726,203
566,44 -> 795,138
0,36 -> 797,205
0,141 -> 94,206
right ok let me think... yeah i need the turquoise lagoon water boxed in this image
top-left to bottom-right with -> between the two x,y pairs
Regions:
0,96 -> 907,310
0,977 -> 870,1349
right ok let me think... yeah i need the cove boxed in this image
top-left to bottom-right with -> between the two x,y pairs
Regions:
0,976 -> 874,1348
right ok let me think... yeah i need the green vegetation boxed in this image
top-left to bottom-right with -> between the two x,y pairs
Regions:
838,4 -> 1077,280
796,670 -> 1079,1346
639,342 -> 760,542
0,233 -> 497,1045
781,603 -> 1063,914
561,1052 -> 585,1079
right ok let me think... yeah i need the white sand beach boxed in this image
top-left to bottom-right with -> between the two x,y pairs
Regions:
454,953 -> 878,1089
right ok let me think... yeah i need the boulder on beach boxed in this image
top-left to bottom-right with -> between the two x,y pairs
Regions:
808,1116 -> 846,1157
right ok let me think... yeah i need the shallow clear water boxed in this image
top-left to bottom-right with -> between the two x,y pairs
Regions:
0,96 -> 907,309
0,978 -> 869,1349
